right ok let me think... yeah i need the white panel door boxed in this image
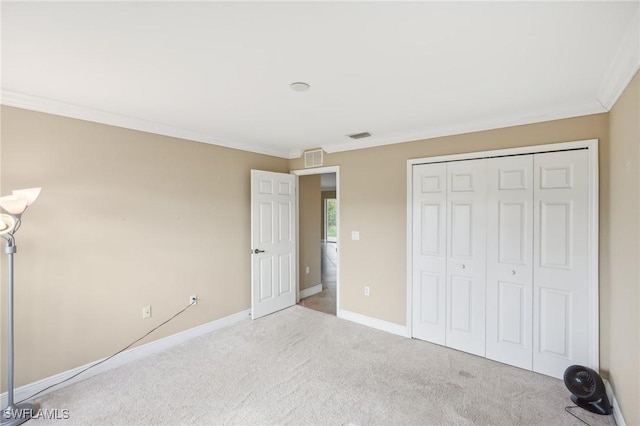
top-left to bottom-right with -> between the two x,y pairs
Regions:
412,163 -> 447,344
533,150 -> 589,378
251,170 -> 296,320
486,155 -> 534,370
445,159 -> 486,357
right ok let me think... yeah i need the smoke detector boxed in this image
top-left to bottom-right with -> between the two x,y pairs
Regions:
290,82 -> 310,92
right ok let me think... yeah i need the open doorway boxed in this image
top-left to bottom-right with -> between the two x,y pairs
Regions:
292,167 -> 339,316
317,175 -> 337,314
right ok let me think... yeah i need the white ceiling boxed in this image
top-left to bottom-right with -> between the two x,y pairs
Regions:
2,2 -> 639,159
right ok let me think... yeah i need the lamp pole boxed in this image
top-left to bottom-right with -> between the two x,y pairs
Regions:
2,227 -> 36,426
0,189 -> 41,426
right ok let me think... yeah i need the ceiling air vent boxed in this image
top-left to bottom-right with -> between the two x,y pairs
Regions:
347,132 -> 371,140
304,149 -> 323,168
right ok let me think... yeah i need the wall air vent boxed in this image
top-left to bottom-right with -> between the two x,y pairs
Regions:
347,132 -> 371,140
304,149 -> 323,168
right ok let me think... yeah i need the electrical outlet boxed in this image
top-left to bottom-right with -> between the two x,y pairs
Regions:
142,306 -> 151,319
306,266 -> 310,274
190,295 -> 197,306
364,286 -> 370,296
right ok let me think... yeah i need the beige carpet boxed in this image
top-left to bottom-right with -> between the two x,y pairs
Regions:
35,306 -> 615,425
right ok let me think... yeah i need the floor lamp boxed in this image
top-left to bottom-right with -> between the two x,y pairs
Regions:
1,188 -> 41,426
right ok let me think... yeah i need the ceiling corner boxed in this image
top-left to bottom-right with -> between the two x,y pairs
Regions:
287,149 -> 303,160
596,7 -> 640,110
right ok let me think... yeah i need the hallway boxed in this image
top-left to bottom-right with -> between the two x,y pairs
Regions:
298,242 -> 337,315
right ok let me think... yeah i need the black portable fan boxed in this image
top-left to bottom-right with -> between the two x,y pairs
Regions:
563,365 -> 612,415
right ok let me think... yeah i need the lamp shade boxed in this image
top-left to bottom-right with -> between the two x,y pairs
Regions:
0,195 -> 28,215
0,214 -> 16,235
13,187 -> 41,207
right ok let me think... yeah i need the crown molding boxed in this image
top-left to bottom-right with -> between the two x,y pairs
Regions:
597,7 -> 640,110
0,90 -> 291,159
321,100 -> 606,155
0,90 -> 614,160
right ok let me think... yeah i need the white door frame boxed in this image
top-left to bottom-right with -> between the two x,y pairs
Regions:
291,166 -> 340,311
406,139 -> 599,371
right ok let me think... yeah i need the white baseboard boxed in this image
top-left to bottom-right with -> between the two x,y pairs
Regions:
299,283 -> 322,299
604,379 -> 626,426
338,309 -> 410,338
1,308 -> 251,407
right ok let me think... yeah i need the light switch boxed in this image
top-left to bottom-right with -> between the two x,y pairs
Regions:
351,231 -> 360,241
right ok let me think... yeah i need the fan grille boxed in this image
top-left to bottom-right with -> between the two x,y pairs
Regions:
572,371 -> 595,396
564,365 -> 600,400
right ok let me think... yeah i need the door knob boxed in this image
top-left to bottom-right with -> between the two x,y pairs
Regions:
461,264 -> 466,269
253,249 -> 265,254
511,270 -> 516,275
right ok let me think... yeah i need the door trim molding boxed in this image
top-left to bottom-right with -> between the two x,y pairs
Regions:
406,139 -> 599,372
290,166 -> 340,313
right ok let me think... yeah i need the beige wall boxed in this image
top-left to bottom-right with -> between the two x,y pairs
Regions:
298,175 -> 321,291
0,106 -> 289,389
606,70 -> 639,426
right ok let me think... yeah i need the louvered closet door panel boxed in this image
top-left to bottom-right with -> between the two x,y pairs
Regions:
412,163 -> 447,344
445,159 -> 486,357
533,149 -> 589,379
486,155 -> 534,370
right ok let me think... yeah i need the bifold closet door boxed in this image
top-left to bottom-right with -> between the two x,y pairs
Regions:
411,159 -> 487,355
445,159 -> 486,357
411,163 -> 447,345
533,149 -> 590,378
412,149 -> 592,377
485,155 -> 534,370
